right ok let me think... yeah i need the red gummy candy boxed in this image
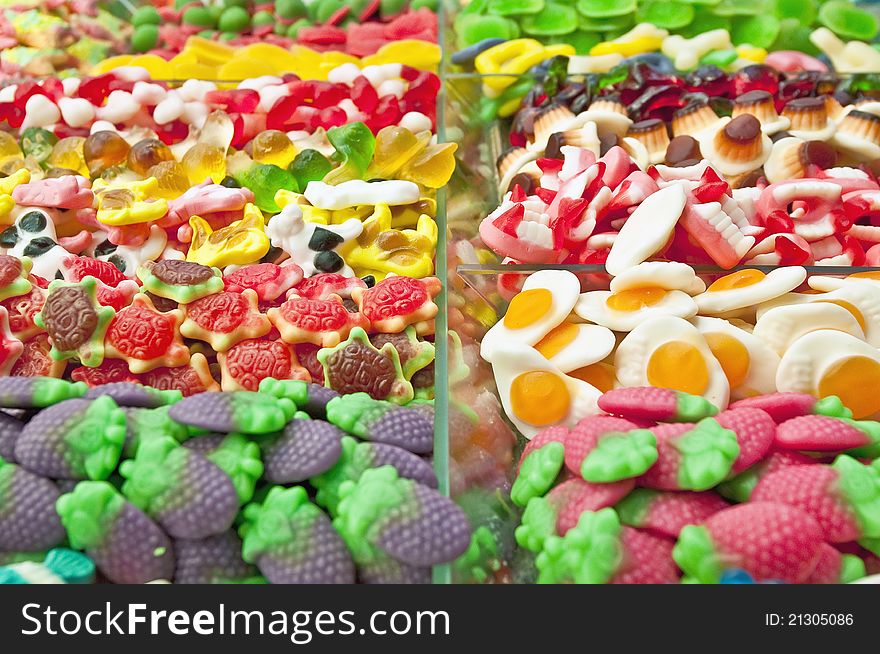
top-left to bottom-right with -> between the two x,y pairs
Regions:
10,334 -> 56,378
775,415 -> 873,452
70,358 -> 138,386
548,477 -> 635,536
621,490 -> 729,539
350,76 -> 379,115
298,26 -> 347,46
563,415 -> 640,476
204,89 -> 260,114
62,255 -> 127,287
714,407 -> 776,474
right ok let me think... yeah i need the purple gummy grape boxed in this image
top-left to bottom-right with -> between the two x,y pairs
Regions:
263,418 -> 344,483
56,479 -> 78,493
0,411 -> 22,462
298,384 -> 340,419
92,502 -> 175,584
256,511 -> 355,584
155,453 -> 239,539
168,393 -> 235,432
365,442 -> 438,488
85,382 -> 164,408
0,464 -> 65,551
181,434 -> 226,455
376,484 -> 471,567
368,407 -> 434,454
14,398 -> 124,480
358,558 -> 432,584
174,531 -> 257,584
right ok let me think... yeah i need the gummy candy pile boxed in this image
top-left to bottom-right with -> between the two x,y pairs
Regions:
485,82 -> 880,269
510,387 -> 880,584
0,0 -> 132,77
127,0 -> 437,58
0,377 -> 470,583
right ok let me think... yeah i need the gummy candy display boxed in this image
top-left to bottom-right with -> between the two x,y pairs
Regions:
0,378 -> 468,583
5,0 -> 880,587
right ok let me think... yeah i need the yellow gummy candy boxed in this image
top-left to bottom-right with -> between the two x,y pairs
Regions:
95,177 -> 169,226
91,55 -> 134,75
341,205 -> 437,280
363,41 -> 441,72
475,39 -> 543,74
126,55 -> 173,80
217,58 -> 281,82
274,189 -> 304,212
186,36 -> 235,67
0,168 -> 31,195
391,197 -> 436,229
0,195 -> 14,221
172,60 -> 218,81
399,142 -> 458,189
187,203 -> 270,268
590,36 -> 664,58
736,45 -> 767,63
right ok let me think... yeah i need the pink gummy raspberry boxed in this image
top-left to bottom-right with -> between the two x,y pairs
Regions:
701,502 -> 825,583
775,415 -> 871,451
619,489 -> 730,539
751,464 -> 861,543
715,407 -> 776,473
563,415 -> 639,475
730,392 -> 821,423
518,425 -> 569,471
805,543 -> 846,584
549,477 -> 634,536
637,423 -> 694,490
612,528 -> 680,585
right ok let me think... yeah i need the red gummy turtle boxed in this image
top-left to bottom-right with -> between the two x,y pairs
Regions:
218,338 -> 310,391
104,294 -> 190,374
11,334 -> 64,378
93,278 -> 139,312
223,262 -> 303,301
1,285 -> 45,340
267,294 -> 368,348
61,255 -> 127,287
70,358 -> 138,386
294,343 -> 324,384
294,272 -> 368,300
138,353 -> 219,396
352,274 -> 441,334
0,254 -> 33,302
180,288 -> 270,352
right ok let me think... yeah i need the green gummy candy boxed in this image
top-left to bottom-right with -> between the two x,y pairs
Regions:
20,127 -> 57,164
576,0 -> 636,18
204,434 -> 264,505
672,524 -> 723,584
334,466 -> 407,564
454,526 -> 499,584
258,377 -> 309,403
251,10 -> 275,27
581,429 -> 658,483
675,391 -> 719,422
218,6 -> 250,32
380,0 -> 408,17
772,0 -> 816,26
535,508 -> 622,584
456,13 -> 519,47
833,454 -> 880,538
772,17 -> 819,55
310,436 -> 363,513
287,18 -> 313,39
511,442 -> 564,507
131,6 -> 161,26
197,30 -> 218,39
67,395 -> 127,481
522,3 -> 578,36
219,32 -> 237,41
125,405 -> 189,458
819,1 -> 879,42
731,14 -> 781,48
578,12 -> 634,32
712,0 -> 764,16
681,13 -> 730,38
119,436 -> 187,513
614,488 -> 657,528
859,536 -> 880,557
841,554 -> 866,584
31,378 -> 88,407
411,0 -> 438,9
716,466 -> 759,503
636,0 -> 695,29
680,0 -> 721,5
675,418 -> 739,491
131,25 -> 159,52
815,396 -> 853,419
230,392 -> 297,434
315,0 -> 345,23
325,392 -> 388,439
515,496 -> 558,553
56,481 -> 126,550
240,485 -> 317,562
840,418 -> 880,459
488,0 -> 545,15
326,122 -> 376,184
276,0 -> 307,19
234,164 -> 296,213
182,6 -> 215,27
700,49 -> 738,68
